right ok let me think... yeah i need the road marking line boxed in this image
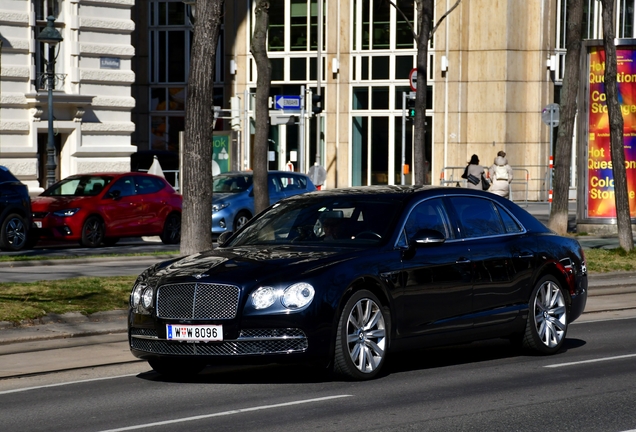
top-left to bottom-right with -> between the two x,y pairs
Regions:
545,353 -> 636,368
98,395 -> 353,432
0,374 -> 138,395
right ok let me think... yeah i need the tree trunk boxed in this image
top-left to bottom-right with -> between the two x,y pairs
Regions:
251,0 -> 271,214
413,0 -> 434,185
601,0 -> 634,251
180,1 -> 224,256
548,0 -> 583,235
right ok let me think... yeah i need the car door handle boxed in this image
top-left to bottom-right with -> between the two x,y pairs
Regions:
515,253 -> 534,259
456,257 -> 471,264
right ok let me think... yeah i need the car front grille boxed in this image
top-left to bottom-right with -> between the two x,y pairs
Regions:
130,328 -> 308,356
156,283 -> 240,320
32,212 -> 49,219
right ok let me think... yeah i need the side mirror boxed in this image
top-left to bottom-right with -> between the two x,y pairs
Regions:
413,229 -> 445,246
108,190 -> 121,199
217,231 -> 233,247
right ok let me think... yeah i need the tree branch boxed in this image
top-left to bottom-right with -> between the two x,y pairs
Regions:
385,0 -> 418,40
430,0 -> 462,39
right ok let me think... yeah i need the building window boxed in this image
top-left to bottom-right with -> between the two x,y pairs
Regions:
148,0 -> 224,151
354,0 -> 415,51
266,0 -> 324,53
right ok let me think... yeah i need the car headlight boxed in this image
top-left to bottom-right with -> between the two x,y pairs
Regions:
53,208 -> 80,217
131,283 -> 145,307
141,286 -> 154,309
282,283 -> 315,309
251,286 -> 277,310
212,203 -> 230,212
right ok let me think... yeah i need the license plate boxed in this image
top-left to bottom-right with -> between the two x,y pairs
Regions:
34,221 -> 42,228
166,324 -> 222,341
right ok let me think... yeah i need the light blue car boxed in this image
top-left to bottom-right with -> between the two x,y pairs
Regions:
212,171 -> 317,236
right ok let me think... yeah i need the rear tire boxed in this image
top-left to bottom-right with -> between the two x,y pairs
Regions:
333,290 -> 389,380
80,216 -> 105,248
522,275 -> 569,354
0,213 -> 29,251
160,213 -> 181,244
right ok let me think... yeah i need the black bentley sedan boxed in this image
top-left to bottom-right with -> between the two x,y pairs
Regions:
128,186 -> 587,380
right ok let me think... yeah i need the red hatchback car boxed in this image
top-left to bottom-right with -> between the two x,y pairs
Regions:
31,172 -> 182,248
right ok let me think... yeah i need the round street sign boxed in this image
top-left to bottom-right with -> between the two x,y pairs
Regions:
541,103 -> 560,127
409,68 -> 417,92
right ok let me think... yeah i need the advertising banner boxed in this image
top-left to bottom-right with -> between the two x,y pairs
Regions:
587,47 -> 636,218
212,133 -> 231,175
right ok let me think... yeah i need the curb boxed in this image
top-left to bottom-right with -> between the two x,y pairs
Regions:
0,254 -> 179,268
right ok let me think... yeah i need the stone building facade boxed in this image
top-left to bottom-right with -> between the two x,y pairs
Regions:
0,0 -> 136,194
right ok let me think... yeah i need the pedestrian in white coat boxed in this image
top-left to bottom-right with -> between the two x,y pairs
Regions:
489,151 -> 514,198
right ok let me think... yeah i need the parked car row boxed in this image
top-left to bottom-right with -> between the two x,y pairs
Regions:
0,167 -> 317,251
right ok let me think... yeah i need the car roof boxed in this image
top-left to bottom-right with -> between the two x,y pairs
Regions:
64,172 -> 164,179
217,171 -> 310,177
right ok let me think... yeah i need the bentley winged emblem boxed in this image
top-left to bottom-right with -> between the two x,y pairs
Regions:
193,273 -> 209,279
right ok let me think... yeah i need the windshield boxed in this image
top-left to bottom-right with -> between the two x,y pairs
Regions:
213,174 -> 252,193
228,195 -> 403,247
42,176 -> 113,197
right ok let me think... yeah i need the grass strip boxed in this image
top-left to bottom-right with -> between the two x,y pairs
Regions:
0,276 -> 136,323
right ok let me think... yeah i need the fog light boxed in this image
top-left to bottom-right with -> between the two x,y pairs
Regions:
219,219 -> 226,228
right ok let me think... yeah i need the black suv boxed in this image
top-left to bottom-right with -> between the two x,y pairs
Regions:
0,166 -> 32,251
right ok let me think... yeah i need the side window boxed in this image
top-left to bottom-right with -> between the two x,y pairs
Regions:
404,198 -> 451,240
269,176 -> 282,193
279,174 -> 306,191
496,205 -> 524,233
135,176 -> 163,195
451,197 -> 505,238
110,177 -> 136,197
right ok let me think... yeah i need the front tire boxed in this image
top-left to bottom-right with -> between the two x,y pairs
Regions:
0,213 -> 29,251
80,216 -> 105,248
334,290 -> 389,380
523,275 -> 569,354
233,211 -> 251,231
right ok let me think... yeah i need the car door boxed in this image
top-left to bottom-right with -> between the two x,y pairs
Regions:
132,175 -> 166,234
397,198 -> 473,337
268,174 -> 287,205
100,176 -> 143,236
447,196 -> 520,327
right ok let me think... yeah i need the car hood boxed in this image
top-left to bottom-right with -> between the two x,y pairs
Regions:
31,195 -> 93,211
147,245 -> 361,287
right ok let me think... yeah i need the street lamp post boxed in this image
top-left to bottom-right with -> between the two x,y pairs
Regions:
37,16 -> 63,189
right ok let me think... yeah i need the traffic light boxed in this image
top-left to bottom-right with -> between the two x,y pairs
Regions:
230,96 -> 241,131
407,96 -> 416,119
312,93 -> 323,115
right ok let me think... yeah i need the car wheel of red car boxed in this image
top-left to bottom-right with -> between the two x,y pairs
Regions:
0,213 -> 29,251
80,215 -> 105,248
160,213 -> 181,244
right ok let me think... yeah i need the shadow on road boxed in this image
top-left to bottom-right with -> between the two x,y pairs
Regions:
132,337 -> 587,385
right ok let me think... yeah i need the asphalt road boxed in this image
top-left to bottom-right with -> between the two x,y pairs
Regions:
1,317 -> 636,432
